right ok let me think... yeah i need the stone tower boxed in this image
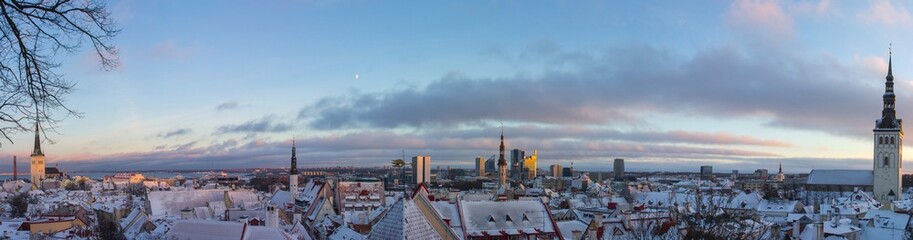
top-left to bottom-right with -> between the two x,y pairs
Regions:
874,49 -> 903,204
30,121 -> 45,186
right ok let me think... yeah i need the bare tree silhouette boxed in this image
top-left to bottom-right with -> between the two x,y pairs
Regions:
0,0 -> 118,144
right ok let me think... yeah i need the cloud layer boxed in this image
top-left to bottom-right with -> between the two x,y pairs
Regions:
302,43 -> 890,139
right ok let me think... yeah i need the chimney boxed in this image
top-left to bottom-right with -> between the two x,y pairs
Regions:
815,222 -> 824,240
770,224 -> 780,239
792,220 -> 801,239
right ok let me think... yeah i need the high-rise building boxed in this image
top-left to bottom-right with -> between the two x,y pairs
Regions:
700,165 -> 712,180
874,50 -> 903,203
289,139 -> 299,203
550,164 -> 562,177
510,149 -> 524,180
731,170 -> 739,181
475,156 -> 486,177
522,150 -> 537,180
412,155 -> 431,185
485,157 -> 496,174
562,167 -> 573,177
30,121 -> 45,186
613,158 -> 625,181
755,169 -> 769,180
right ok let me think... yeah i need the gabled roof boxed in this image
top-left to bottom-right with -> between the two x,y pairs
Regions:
368,191 -> 458,240
459,200 -> 558,237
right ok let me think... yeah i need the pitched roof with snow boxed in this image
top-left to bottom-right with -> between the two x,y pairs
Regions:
245,226 -> 295,240
368,194 -> 455,240
460,200 -> 558,237
148,189 -> 225,218
806,170 -> 873,186
163,220 -> 246,239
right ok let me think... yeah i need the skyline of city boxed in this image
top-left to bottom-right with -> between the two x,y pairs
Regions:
1,1 -> 913,173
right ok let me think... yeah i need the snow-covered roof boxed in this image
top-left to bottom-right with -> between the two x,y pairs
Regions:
330,226 -> 365,240
148,189 -> 225,218
227,190 -> 261,209
756,200 -> 801,213
806,170 -> 872,186
245,226 -> 294,240
270,190 -> 291,206
369,197 -> 443,240
163,220 -> 246,239
725,192 -> 761,210
556,220 -> 587,240
459,200 -> 556,236
863,209 -> 909,230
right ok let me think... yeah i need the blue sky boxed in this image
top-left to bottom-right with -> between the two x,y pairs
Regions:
0,0 -> 911,173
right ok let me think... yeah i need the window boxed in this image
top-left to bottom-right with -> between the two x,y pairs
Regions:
885,157 -> 890,167
892,137 -> 896,144
880,137 -> 884,144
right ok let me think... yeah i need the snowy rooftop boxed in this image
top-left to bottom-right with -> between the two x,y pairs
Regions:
806,169 -> 872,186
163,220 -> 246,239
459,200 -> 556,236
756,200 -> 800,213
148,189 -> 225,218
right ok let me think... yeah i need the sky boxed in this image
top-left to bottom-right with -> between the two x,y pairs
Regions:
0,0 -> 911,173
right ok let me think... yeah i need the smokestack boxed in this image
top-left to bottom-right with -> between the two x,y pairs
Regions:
12,156 -> 16,181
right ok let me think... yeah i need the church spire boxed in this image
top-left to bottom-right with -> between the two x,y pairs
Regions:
31,119 -> 42,157
878,45 -> 899,129
290,138 -> 298,175
778,161 -> 782,173
498,125 -> 505,167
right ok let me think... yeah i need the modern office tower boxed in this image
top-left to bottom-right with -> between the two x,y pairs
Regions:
613,158 -> 624,181
412,155 -> 431,185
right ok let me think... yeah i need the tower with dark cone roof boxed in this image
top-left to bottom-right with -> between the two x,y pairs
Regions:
30,121 -> 45,186
874,47 -> 903,204
498,127 -> 507,187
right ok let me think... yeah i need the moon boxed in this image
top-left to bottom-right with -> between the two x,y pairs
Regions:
355,74 -> 359,80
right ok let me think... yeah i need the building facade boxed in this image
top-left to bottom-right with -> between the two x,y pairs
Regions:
475,156 -> 486,177
613,158 -> 625,180
30,122 -> 45,185
874,52 -> 903,203
412,156 -> 431,185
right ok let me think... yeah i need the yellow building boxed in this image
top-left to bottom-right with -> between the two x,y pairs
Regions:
25,216 -> 88,235
522,150 -> 538,180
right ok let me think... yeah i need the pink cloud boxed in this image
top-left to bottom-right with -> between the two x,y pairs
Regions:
858,0 -> 913,26
727,0 -> 795,42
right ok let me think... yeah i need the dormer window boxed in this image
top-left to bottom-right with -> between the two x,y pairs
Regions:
522,214 -> 530,222
488,215 -> 495,223
505,215 -> 513,223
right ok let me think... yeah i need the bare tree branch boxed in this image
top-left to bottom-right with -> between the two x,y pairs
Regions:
0,0 -> 118,146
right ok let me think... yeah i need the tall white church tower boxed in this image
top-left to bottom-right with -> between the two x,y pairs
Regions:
289,139 -> 299,204
874,50 -> 903,204
30,121 -> 45,187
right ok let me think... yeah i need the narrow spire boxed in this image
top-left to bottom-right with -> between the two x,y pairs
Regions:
290,137 -> 298,175
779,161 -> 782,173
31,119 -> 42,156
888,43 -> 894,81
498,125 -> 506,167
878,45 -> 899,129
